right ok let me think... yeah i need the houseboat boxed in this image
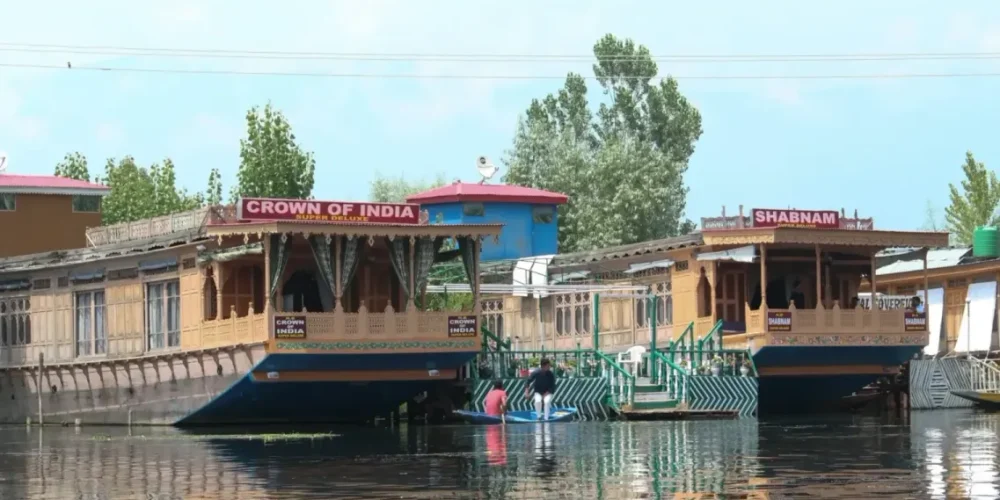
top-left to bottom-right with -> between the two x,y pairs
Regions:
484,207 -> 948,413
875,241 -> 1000,409
0,195 -> 499,425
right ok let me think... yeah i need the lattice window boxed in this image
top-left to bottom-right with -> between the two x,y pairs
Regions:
0,296 -> 31,347
632,279 -> 673,328
555,292 -> 591,336
481,299 -> 504,338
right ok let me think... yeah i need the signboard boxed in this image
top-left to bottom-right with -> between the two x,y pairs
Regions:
238,198 -> 420,224
447,315 -> 478,337
904,312 -> 927,331
751,208 -> 840,229
766,311 -> 792,332
274,316 -> 307,339
857,293 -> 912,311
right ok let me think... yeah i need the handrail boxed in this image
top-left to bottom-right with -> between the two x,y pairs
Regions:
648,349 -> 689,403
480,325 -> 510,352
593,350 -> 636,408
968,356 -> 1000,392
695,319 -> 725,367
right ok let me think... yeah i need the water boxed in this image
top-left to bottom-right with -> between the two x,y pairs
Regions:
0,410 -> 998,499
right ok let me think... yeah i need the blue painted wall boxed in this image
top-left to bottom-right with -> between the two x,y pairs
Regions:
422,201 -> 559,261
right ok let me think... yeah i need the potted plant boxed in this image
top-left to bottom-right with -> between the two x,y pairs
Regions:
564,359 -> 578,377
710,355 -> 723,376
740,359 -> 752,377
581,359 -> 596,377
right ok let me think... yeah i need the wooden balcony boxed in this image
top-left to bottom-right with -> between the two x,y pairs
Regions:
723,302 -> 927,350
267,305 -> 480,354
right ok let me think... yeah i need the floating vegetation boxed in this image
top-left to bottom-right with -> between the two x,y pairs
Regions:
89,432 -> 337,443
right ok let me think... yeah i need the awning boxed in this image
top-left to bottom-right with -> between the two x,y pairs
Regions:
0,279 -> 30,292
196,242 -> 264,265
623,260 -> 674,274
512,255 -> 554,298
70,268 -> 105,282
138,256 -> 178,272
550,270 -> 590,284
696,245 -> 757,263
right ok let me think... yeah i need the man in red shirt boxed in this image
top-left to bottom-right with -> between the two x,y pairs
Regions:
484,380 -> 508,417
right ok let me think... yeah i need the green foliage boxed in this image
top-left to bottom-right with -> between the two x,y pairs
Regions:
206,168 -> 223,206
53,152 -> 90,182
235,102 -> 315,200
369,173 -> 448,203
945,151 -> 1000,245
96,156 -> 204,225
504,34 -> 701,252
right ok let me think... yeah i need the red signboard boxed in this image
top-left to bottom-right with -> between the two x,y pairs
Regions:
238,198 -> 420,224
751,208 -> 840,229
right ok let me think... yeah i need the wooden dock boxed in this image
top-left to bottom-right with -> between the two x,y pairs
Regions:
619,408 -> 740,421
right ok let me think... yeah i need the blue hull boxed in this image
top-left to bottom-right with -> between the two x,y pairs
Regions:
454,408 -> 578,424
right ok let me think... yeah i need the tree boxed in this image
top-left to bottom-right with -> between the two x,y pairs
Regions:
235,103 -> 315,200
503,34 -> 702,252
206,168 -> 223,206
97,156 -> 204,225
945,151 -> 1000,245
53,152 -> 90,182
369,173 -> 448,203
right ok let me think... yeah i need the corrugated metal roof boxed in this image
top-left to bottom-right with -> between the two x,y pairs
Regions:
876,247 -> 971,275
551,233 -> 703,268
0,173 -> 109,195
405,181 -> 568,204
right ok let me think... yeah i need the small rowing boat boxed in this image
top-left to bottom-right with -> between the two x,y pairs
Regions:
454,407 -> 578,424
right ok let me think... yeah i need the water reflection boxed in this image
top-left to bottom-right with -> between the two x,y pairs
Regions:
2,411 -> 1000,498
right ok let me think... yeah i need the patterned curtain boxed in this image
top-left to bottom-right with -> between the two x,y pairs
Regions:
385,237 -> 411,303
308,235 -> 335,311
340,236 -> 362,296
459,236 -> 477,286
268,233 -> 290,306
413,237 -> 438,293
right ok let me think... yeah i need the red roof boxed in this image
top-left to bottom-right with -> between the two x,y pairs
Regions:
0,173 -> 110,195
405,182 -> 568,205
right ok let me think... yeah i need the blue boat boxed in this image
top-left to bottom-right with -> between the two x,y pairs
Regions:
455,407 -> 578,424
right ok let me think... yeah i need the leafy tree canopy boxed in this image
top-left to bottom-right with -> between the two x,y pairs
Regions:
503,34 -> 702,252
945,151 -> 1000,245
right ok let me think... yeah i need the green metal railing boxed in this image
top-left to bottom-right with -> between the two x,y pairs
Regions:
663,348 -> 758,377
694,320 -> 724,368
480,325 -> 510,352
647,349 -> 689,402
469,348 -> 636,408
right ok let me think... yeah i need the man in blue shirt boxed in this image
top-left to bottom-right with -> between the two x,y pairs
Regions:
525,358 -> 557,420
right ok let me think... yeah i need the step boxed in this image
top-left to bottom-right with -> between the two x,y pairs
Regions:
634,392 -> 676,403
635,384 -> 666,394
631,399 -> 680,411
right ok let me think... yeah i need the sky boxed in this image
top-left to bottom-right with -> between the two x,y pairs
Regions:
2,1 -> 1000,231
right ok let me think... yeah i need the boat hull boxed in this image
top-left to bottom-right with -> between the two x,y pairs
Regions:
454,408 -> 578,424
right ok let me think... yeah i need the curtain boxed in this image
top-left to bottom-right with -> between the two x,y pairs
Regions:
386,238 -> 411,303
340,236 -> 362,297
413,237 -> 438,294
268,233 -> 290,306
309,235 -> 336,311
458,236 -> 477,287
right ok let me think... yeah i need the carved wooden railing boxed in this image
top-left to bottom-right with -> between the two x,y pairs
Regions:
745,303 -> 912,335
185,307 -> 269,350
700,205 -> 874,231
280,305 -> 469,342
85,205 -> 240,247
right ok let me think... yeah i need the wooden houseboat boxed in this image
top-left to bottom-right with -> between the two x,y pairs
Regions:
484,207 -> 948,413
0,198 -> 499,425
875,244 -> 1000,408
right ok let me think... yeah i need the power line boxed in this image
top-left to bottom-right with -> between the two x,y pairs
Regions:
4,62 -> 1000,81
5,41 -> 1000,63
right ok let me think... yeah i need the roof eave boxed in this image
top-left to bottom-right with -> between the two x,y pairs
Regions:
0,186 -> 110,196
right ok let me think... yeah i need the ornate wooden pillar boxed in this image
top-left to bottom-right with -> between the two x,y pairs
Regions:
334,236 -> 343,311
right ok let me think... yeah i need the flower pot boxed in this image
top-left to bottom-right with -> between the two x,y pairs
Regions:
740,366 -> 750,377
519,369 -> 530,377
710,365 -> 721,376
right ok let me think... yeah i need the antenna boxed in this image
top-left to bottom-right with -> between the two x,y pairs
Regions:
476,156 -> 498,184
0,152 -> 7,174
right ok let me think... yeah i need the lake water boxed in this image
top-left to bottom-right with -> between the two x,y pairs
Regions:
1,410 -> 998,499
